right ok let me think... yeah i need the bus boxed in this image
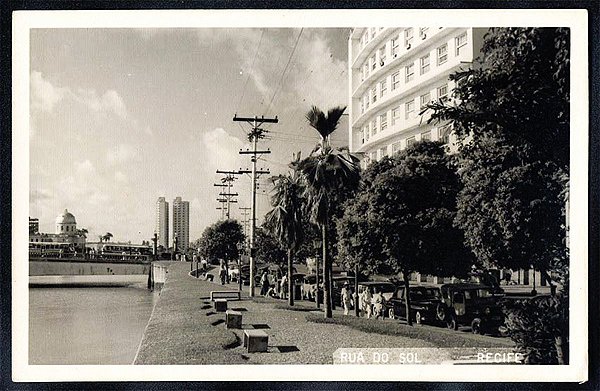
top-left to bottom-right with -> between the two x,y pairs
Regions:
96,243 -> 153,263
29,242 -> 76,258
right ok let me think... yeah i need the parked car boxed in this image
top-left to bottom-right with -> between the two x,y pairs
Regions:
437,283 -> 506,334
385,285 -> 441,324
356,281 -> 397,301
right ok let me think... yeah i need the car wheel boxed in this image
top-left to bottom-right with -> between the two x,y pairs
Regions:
388,308 -> 395,320
447,315 -> 458,331
471,318 -> 482,335
436,303 -> 447,322
415,311 -> 423,325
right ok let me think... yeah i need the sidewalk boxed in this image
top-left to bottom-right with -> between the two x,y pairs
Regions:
134,262 -> 513,365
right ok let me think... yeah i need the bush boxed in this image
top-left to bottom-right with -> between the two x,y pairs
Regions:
503,295 -> 569,364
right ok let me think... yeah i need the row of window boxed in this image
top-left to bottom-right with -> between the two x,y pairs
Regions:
360,82 -> 449,143
364,124 -> 452,164
359,35 -> 465,116
360,27 -> 433,52
359,30 -> 467,85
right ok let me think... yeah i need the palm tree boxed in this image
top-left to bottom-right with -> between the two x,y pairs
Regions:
102,232 -> 113,243
264,169 -> 305,306
296,106 -> 361,318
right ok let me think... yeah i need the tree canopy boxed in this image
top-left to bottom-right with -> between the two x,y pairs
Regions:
338,141 -> 473,279
197,219 -> 245,262
426,28 -> 569,277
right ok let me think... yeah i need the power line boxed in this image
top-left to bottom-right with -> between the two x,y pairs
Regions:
265,28 -> 304,115
236,29 -> 265,114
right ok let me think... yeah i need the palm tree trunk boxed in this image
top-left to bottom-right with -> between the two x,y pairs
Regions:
403,271 -> 412,326
288,248 -> 294,306
322,225 -> 332,318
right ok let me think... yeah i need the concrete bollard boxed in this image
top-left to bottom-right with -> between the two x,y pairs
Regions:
225,310 -> 242,329
214,299 -> 228,312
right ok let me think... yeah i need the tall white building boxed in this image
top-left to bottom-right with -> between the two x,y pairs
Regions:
155,197 -> 169,249
172,196 -> 189,253
348,27 -> 486,167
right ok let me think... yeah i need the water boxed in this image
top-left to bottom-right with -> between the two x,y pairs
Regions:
29,285 -> 158,365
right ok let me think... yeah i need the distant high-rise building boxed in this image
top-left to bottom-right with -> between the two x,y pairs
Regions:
155,197 -> 169,249
172,197 -> 189,253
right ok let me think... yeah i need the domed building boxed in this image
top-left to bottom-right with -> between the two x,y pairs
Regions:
29,209 -> 86,254
55,209 -> 77,235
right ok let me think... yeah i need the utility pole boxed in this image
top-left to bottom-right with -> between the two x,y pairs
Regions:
234,114 -> 278,297
239,207 -> 251,239
214,171 -> 239,219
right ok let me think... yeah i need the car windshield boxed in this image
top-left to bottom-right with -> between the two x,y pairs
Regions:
425,289 -> 440,298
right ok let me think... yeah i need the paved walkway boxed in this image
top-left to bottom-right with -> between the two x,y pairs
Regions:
134,262 -> 512,365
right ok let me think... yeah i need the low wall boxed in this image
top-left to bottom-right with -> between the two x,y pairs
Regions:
29,261 -> 151,276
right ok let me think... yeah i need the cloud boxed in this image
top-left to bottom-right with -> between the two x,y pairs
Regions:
106,144 -> 139,165
232,30 -> 348,111
30,71 -> 67,113
31,71 -> 129,120
73,88 -> 128,119
202,127 -> 246,170
30,188 -> 52,202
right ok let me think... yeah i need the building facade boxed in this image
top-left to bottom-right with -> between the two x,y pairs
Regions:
348,27 -> 486,167
172,196 -> 189,253
155,197 -> 169,249
29,209 -> 86,249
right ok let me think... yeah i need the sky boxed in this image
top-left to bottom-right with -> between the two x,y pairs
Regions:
29,28 -> 351,244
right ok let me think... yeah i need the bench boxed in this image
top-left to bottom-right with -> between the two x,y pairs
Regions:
225,310 -> 242,329
243,329 -> 268,353
213,299 -> 228,312
210,290 -> 241,301
203,273 -> 214,281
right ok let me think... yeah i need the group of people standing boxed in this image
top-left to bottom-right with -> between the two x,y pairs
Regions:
260,270 -> 290,299
340,282 -> 385,318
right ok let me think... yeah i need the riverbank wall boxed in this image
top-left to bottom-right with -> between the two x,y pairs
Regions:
29,261 -> 151,276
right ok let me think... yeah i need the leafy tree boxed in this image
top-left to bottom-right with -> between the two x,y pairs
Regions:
253,227 -> 286,266
425,28 -> 569,361
296,106 -> 361,318
427,28 -> 569,171
425,28 -> 569,280
338,142 -> 472,325
265,171 -> 305,306
197,220 -> 245,264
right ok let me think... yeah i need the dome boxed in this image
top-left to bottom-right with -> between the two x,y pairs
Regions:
55,209 -> 77,225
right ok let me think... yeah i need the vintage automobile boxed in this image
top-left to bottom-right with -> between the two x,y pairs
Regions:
437,283 -> 506,334
385,285 -> 441,324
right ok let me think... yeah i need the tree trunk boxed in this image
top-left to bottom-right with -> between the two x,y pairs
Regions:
354,263 -> 360,317
288,248 -> 294,306
403,271 -> 412,326
315,252 -> 320,309
555,336 -> 564,364
322,225 -> 332,318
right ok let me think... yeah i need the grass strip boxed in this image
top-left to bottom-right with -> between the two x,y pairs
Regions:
305,314 -> 513,348
273,303 -> 322,312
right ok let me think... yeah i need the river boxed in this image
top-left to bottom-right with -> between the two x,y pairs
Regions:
29,284 -> 158,365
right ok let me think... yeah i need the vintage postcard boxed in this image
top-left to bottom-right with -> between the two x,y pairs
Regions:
12,8 -> 588,382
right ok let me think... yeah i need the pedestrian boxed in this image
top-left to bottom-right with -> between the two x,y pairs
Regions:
219,259 -> 227,285
260,271 -> 270,296
341,282 -> 353,315
372,288 -> 384,319
360,287 -> 373,318
280,273 -> 288,299
200,258 -> 208,271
